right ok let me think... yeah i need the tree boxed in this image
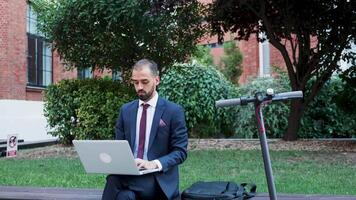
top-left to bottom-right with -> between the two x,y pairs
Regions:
208,0 -> 356,140
191,45 -> 214,66
219,41 -> 243,85
33,0 -> 205,81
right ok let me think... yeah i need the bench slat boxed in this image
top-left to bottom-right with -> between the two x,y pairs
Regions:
0,186 -> 102,200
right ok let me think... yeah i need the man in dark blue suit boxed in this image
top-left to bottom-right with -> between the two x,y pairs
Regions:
102,59 -> 188,200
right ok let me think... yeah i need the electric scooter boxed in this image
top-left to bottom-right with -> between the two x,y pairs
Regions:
216,89 -> 303,200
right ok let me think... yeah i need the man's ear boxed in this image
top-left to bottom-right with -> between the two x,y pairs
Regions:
155,76 -> 160,86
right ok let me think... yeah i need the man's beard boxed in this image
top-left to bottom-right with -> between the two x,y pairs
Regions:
137,89 -> 153,101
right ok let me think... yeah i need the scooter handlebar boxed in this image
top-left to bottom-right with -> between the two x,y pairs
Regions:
215,91 -> 303,108
215,98 -> 241,107
272,91 -> 303,101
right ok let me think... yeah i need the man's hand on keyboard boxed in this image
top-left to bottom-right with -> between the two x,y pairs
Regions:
135,158 -> 158,170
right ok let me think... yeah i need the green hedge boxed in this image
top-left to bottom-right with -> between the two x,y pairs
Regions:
234,69 -> 356,138
234,71 -> 291,138
44,68 -> 355,142
159,61 -> 240,138
300,76 -> 356,138
44,78 -> 135,144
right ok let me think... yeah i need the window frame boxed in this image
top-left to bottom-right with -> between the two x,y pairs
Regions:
77,68 -> 93,79
26,3 -> 53,88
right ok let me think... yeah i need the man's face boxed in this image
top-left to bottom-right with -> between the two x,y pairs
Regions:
131,65 -> 160,101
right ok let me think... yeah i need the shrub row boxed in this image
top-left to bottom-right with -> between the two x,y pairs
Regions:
44,65 -> 355,142
234,70 -> 356,138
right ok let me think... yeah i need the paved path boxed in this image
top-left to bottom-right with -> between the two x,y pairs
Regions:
1,186 -> 356,200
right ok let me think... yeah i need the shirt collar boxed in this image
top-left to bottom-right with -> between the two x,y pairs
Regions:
138,91 -> 158,108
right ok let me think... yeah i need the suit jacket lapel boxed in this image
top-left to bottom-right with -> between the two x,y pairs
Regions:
148,97 -> 165,150
128,100 -> 139,151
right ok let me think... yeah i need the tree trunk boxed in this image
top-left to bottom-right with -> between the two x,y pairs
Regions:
283,100 -> 305,141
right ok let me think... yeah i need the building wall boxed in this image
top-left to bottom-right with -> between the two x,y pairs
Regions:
52,56 -> 78,83
0,0 -> 77,102
0,0 -> 27,100
0,99 -> 55,142
270,44 -> 287,69
239,35 -> 260,83
197,0 -> 291,84
200,32 -> 289,84
200,33 -> 261,84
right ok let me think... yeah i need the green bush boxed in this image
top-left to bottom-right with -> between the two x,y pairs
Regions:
219,41 -> 243,85
335,67 -> 356,114
191,45 -> 214,66
234,70 -> 291,138
159,61 -> 240,138
300,76 -> 356,138
44,78 -> 135,144
234,68 -> 356,139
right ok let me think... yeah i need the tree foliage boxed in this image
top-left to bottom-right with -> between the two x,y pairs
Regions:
335,66 -> 356,114
219,41 -> 243,85
33,0 -> 205,79
190,45 -> 214,66
300,76 -> 356,138
208,0 -> 356,140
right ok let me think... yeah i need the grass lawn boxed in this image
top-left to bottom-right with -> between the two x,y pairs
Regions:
0,149 -> 355,195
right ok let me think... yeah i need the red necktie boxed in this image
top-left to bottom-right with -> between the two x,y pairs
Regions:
137,104 -> 149,159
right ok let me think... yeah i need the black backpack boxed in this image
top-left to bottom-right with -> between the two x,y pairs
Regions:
181,181 -> 256,200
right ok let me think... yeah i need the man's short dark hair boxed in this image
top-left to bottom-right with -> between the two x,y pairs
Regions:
132,59 -> 159,76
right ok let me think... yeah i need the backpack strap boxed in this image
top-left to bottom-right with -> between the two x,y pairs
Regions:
240,183 -> 257,199
235,183 -> 246,200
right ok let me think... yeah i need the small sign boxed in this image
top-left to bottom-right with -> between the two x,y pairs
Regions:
6,134 -> 18,158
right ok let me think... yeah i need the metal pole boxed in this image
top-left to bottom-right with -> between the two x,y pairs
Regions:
255,104 -> 277,200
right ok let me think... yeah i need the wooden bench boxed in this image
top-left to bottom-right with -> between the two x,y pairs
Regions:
0,186 -> 102,200
1,186 -> 356,200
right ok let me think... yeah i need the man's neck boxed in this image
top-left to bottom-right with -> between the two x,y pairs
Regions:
140,91 -> 158,106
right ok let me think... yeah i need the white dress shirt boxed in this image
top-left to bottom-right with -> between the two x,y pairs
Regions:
134,91 -> 162,170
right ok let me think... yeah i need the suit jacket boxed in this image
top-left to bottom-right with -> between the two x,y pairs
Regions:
115,96 -> 188,199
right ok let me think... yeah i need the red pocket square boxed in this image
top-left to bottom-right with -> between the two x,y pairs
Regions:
159,119 -> 167,127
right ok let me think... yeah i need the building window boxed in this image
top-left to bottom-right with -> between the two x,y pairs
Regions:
27,4 -> 53,87
77,68 -> 93,79
112,70 -> 122,81
204,42 -> 223,49
259,33 -> 271,77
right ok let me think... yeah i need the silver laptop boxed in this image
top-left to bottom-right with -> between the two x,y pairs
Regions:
73,140 -> 160,175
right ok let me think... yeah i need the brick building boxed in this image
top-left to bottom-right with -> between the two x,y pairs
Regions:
197,0 -> 287,84
199,33 -> 287,84
1,1 -> 73,101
